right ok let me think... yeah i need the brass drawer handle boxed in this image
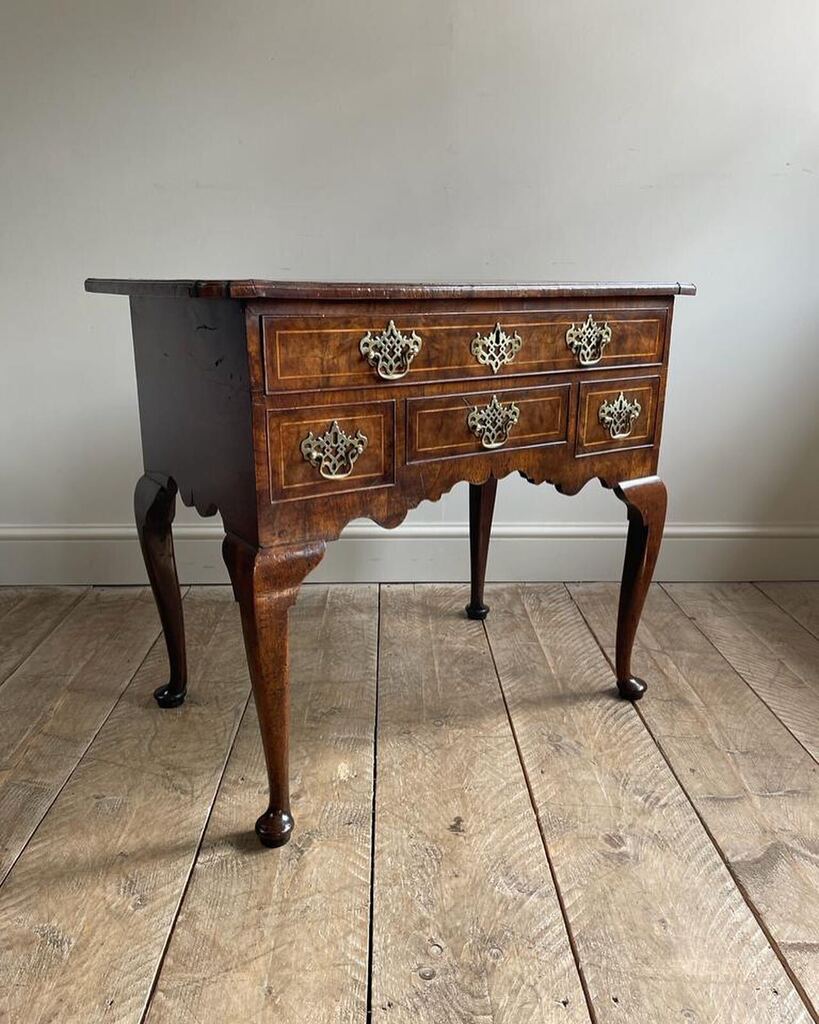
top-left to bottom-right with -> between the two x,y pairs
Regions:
300,420 -> 368,479
598,392 -> 641,439
471,322 -> 523,374
467,395 -> 520,449
566,314 -> 612,366
359,320 -> 422,380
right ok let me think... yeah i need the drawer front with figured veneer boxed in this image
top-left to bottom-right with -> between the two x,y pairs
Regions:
266,401 -> 395,501
261,307 -> 668,392
407,384 -> 571,463
576,377 -> 660,456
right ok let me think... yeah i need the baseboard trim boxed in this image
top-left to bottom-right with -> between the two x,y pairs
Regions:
2,521 -> 818,541
1,521 -> 817,584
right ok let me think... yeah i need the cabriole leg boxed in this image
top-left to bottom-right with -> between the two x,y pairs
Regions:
222,533 -> 325,848
613,476 -> 668,700
465,477 -> 498,620
134,472 -> 187,708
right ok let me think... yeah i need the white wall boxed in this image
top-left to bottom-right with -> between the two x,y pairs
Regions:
1,1 -> 817,583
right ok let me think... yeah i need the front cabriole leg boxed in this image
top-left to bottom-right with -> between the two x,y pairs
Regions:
222,533 -> 325,847
613,476 -> 668,701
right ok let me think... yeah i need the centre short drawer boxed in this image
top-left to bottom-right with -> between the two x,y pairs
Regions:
406,383 -> 571,463
265,400 -> 395,501
261,307 -> 668,392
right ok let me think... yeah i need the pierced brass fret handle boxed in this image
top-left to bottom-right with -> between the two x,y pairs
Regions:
300,420 -> 368,479
566,314 -> 612,366
359,320 -> 422,380
598,392 -> 641,439
471,322 -> 523,373
467,395 -> 520,449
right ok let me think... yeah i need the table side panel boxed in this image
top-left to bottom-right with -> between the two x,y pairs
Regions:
130,296 -> 259,542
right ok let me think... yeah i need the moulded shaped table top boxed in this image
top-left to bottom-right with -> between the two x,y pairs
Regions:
85,279 -> 697,301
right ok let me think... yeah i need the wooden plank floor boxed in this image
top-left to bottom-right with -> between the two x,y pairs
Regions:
0,582 -> 817,1024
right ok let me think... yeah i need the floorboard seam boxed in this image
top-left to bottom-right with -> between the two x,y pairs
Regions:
139,688 -> 254,1023
0,606 -> 167,890
658,583 -> 819,767
0,586 -> 90,692
481,584 -> 599,1024
365,583 -> 382,1023
0,590 -> 26,624
751,581 -> 819,641
569,584 -> 819,1023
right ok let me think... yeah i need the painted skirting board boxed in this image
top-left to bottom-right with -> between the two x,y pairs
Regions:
1,522 -> 817,584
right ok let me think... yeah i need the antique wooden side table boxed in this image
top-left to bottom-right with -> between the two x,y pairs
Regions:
86,279 -> 694,848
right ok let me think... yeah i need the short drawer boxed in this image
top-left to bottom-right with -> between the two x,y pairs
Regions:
407,384 -> 570,463
576,377 -> 660,456
266,400 -> 395,501
261,308 -> 668,392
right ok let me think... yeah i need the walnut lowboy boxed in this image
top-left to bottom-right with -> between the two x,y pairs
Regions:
87,278 -> 694,848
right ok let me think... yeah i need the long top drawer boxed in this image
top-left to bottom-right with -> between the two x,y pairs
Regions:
260,307 -> 669,393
